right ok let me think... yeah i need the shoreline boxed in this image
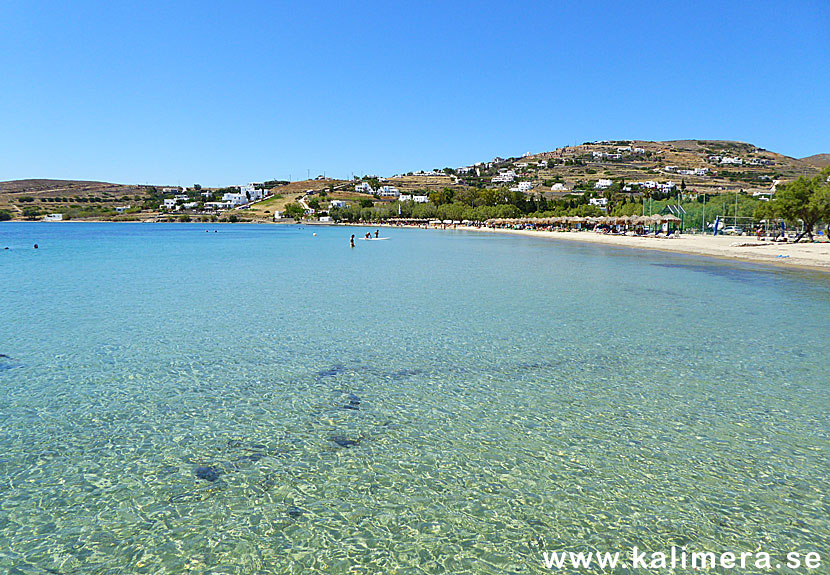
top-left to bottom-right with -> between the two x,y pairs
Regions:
6,219 -> 830,273
373,223 -> 830,273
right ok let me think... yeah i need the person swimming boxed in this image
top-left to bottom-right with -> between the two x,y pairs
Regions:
365,232 -> 371,239
350,234 -> 355,248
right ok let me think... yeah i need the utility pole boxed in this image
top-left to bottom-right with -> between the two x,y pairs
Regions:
735,189 -> 739,228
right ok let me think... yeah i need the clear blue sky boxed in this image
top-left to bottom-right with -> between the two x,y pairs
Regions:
1,0 -> 827,187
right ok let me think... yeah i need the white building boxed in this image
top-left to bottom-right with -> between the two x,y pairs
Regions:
205,201 -> 234,210
222,192 -> 248,206
161,198 -> 177,210
594,179 -> 613,189
617,146 -> 632,152
43,213 -> 63,221
510,181 -> 533,192
114,205 -> 130,214
355,182 -> 374,193
491,170 -> 517,183
550,183 -> 568,191
720,156 -> 743,165
589,197 -> 608,207
412,195 -> 429,203
537,160 -> 548,168
377,185 -> 400,197
329,200 -> 348,209
633,147 -> 646,154
240,183 -> 264,202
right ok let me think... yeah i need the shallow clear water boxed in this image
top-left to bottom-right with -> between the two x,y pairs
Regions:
1,222 -> 828,574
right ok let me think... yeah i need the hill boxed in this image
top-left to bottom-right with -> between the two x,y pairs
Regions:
0,179 -> 160,215
436,139 -> 824,199
801,154 -> 830,169
1,140 -> 825,221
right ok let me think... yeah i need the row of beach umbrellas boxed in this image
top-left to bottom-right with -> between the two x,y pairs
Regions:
486,215 -> 681,226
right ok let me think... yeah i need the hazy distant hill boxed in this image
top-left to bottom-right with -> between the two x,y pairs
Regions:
0,179 -> 156,199
800,154 -> 830,168
0,179 -> 162,216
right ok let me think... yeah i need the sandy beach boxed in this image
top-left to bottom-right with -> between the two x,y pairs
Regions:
455,227 -> 830,272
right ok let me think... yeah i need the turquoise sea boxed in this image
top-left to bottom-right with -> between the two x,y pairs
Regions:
1,222 -> 828,574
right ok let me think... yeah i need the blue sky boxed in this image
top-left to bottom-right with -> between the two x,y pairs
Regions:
1,0 -> 827,187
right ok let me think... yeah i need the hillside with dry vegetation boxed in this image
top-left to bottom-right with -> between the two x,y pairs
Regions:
0,140 -> 824,222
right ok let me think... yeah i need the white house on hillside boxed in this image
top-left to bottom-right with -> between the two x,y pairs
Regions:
377,185 -> 400,197
594,179 -> 613,189
240,183 -> 264,202
492,170 -> 517,183
222,192 -> 248,206
510,181 -> 533,192
355,182 -> 373,193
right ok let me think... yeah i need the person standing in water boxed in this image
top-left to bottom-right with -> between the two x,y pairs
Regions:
374,230 -> 379,238
350,234 -> 355,248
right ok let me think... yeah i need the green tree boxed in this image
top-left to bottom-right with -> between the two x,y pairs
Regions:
359,198 -> 374,208
0,210 -> 12,221
756,168 -> 830,241
428,187 -> 455,205
284,202 -> 305,219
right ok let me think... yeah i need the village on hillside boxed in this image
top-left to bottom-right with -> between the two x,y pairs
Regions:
1,140 -> 826,231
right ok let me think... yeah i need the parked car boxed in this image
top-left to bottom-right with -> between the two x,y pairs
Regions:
721,226 -> 744,235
